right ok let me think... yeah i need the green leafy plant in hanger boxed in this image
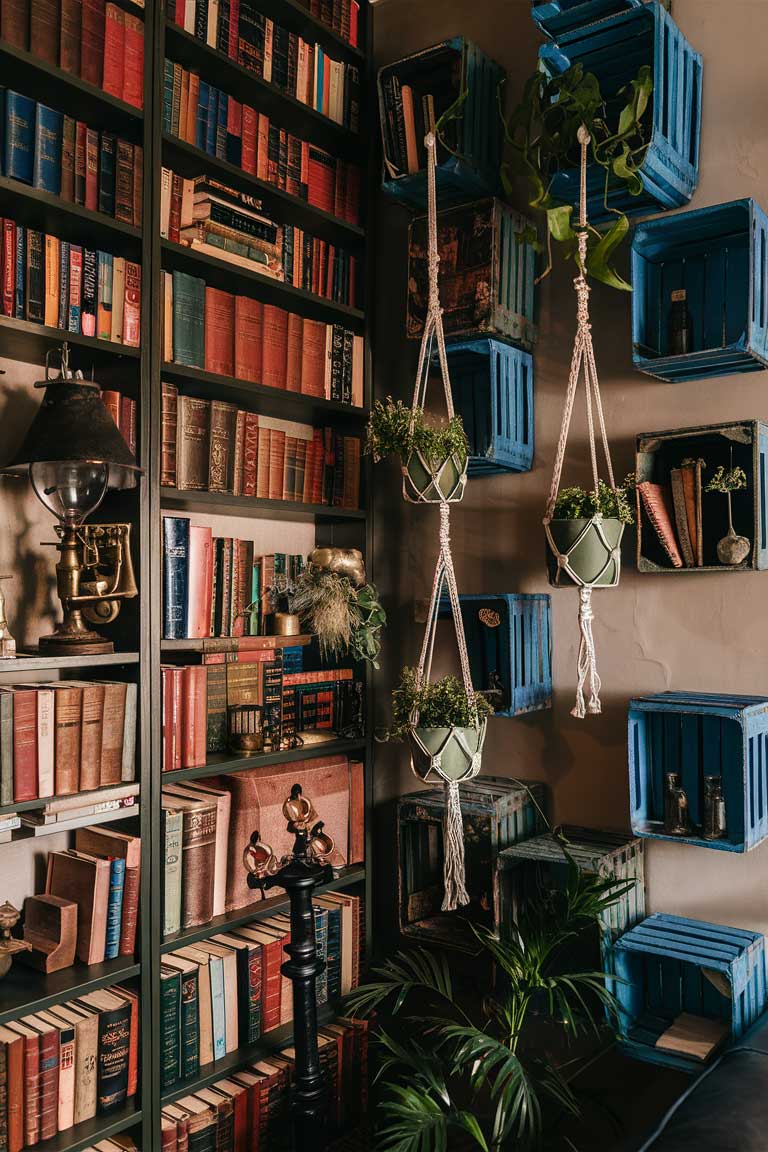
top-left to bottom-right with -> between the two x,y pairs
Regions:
384,666 -> 492,743
500,63 -> 654,289
553,474 -> 637,525
705,459 -> 751,566
365,397 -> 469,469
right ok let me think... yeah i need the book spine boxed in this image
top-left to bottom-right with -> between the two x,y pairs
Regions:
22,1034 -> 40,1147
118,864 -> 139,956
162,808 -> 183,936
25,228 -> 43,323
209,955 -> 226,1059
123,260 -> 141,347
179,970 -> 200,1080
104,856 -> 126,959
160,970 -> 181,1090
163,516 -> 190,639
81,247 -> 98,336
33,104 -> 63,195
99,132 -> 116,216
38,1029 -> 59,1142
180,804 -> 217,927
97,1004 -> 131,1112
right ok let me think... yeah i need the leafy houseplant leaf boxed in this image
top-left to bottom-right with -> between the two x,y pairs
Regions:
547,205 -> 576,243
586,215 -> 631,291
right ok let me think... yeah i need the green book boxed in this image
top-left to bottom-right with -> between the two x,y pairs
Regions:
178,964 -> 200,1080
171,270 -> 205,368
159,965 -> 181,1090
162,805 -> 184,937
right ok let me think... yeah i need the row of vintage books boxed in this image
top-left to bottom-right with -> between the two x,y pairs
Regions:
1,0 -> 144,108
161,1017 -> 368,1152
1,93 -> 143,224
101,389 -> 138,458
0,981 -> 139,1150
0,219 -> 141,342
161,756 -> 364,932
0,681 -> 137,804
164,273 -> 363,403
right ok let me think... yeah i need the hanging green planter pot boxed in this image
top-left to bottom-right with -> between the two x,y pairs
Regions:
403,449 -> 467,504
408,720 -> 487,784
546,518 -> 624,587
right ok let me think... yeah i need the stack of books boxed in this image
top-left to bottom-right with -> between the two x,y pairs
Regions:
0,680 -> 137,804
161,1017 -> 368,1149
0,984 -> 139,1147
0,0 -> 144,109
18,782 -> 139,835
0,220 -> 141,343
1,93 -> 143,225
101,388 -> 138,457
163,273 -> 363,403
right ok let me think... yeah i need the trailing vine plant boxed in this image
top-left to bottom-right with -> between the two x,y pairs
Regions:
500,62 -> 654,290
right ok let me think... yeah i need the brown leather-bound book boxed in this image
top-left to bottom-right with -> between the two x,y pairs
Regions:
111,985 -> 139,1097
638,481 -> 683,568
208,400 -> 238,494
348,759 -> 364,865
59,0 -> 82,74
161,381 -> 179,487
102,3 -> 125,100
5,1021 -> 40,1148
285,312 -> 303,393
679,462 -> 698,561
50,682 -> 82,796
115,139 -> 134,224
170,795 -> 218,928
234,295 -> 263,383
269,428 -> 286,500
69,680 -> 106,791
122,12 -> 143,108
118,865 -> 139,956
1,0 -> 30,49
243,412 -> 259,497
261,304 -> 288,389
670,468 -> 694,567
232,409 -> 245,497
2,686 -> 37,803
256,426 -> 270,498
162,1113 -> 179,1151
177,395 -> 211,491
80,0 -> 105,86
342,436 -> 360,509
180,666 -> 208,769
100,681 -> 127,786
46,849 -> 110,964
0,1024 -> 24,1152
193,1087 -> 234,1146
204,288 -> 235,377
132,143 -> 143,228
300,318 -> 327,397
23,1015 -> 58,1141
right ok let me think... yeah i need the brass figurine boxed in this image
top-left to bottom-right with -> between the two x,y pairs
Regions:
0,902 -> 31,979
308,547 -> 366,587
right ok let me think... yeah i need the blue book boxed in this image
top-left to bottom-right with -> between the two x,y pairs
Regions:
104,857 -> 126,960
208,953 -> 226,1060
58,240 -> 70,331
196,82 -> 210,151
32,103 -> 62,194
313,907 -> 329,1006
215,92 -> 228,160
206,87 -> 218,156
5,91 -> 35,184
318,901 -> 341,1001
163,516 -> 189,639
163,59 -> 175,135
315,49 -> 324,113
13,225 -> 25,318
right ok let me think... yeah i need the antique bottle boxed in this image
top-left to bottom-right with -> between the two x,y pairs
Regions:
703,775 -> 727,840
664,772 -> 690,835
668,288 -> 693,356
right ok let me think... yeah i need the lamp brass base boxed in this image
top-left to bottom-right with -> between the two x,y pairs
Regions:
38,631 -> 114,656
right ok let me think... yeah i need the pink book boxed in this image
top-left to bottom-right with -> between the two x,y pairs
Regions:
181,666 -> 207,769
185,524 -> 213,638
638,481 -> 683,568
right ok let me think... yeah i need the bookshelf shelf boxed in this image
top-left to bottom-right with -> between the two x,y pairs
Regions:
0,316 -> 141,369
160,486 -> 366,521
165,22 -> 360,159
163,134 -> 365,249
36,1101 -> 142,1152
0,956 -> 141,1028
0,782 -> 139,818
0,177 -> 143,259
162,736 -> 367,784
0,650 -> 141,673
161,864 -> 365,952
161,361 -> 368,423
161,239 -> 365,327
160,634 -> 312,652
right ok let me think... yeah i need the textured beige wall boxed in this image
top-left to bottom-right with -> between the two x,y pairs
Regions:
371,0 -> 768,938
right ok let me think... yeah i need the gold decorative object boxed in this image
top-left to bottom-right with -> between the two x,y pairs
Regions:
308,547 -> 366,587
0,576 -> 16,658
478,608 -> 500,628
0,901 -> 31,978
241,834 -> 279,882
228,703 -> 264,753
273,612 -> 301,636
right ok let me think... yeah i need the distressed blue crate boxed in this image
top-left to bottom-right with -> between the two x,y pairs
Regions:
613,913 -> 767,1071
531,0 -> 646,39
378,39 -> 504,210
436,339 -> 534,474
632,200 -> 768,381
629,692 -> 768,852
438,593 -> 552,716
539,2 -> 702,221
636,422 -> 768,572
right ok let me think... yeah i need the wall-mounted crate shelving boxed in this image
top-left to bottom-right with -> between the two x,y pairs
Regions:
438,593 -> 552,716
613,913 -> 767,1071
531,0 -> 647,39
632,199 -> 768,381
407,199 -> 537,349
378,39 -> 504,210
397,776 -> 546,949
628,692 -> 768,852
434,339 -> 534,474
539,2 -> 702,220
636,421 -> 768,572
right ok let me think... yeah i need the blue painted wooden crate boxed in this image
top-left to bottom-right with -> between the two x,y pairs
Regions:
613,913 -> 767,1071
436,339 -> 534,474
378,39 -> 504,211
628,692 -> 768,852
632,200 -> 768,381
539,2 -> 702,221
438,593 -> 552,716
636,422 -> 768,573
531,0 -> 646,39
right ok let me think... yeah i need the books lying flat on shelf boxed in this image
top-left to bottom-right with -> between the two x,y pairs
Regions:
655,1013 -> 730,1061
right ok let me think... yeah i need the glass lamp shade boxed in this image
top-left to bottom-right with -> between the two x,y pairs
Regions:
29,460 -> 110,525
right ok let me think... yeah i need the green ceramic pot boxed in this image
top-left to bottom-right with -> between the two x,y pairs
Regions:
546,518 -> 624,587
409,723 -> 486,783
403,450 -> 467,504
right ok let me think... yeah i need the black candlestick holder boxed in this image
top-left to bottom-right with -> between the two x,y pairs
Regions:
243,784 -> 335,1152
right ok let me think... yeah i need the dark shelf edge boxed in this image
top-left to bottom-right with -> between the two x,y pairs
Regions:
34,1100 -> 142,1152
162,736 -> 366,784
0,957 -> 141,1027
0,651 -> 140,673
0,177 -> 143,244
160,486 -> 366,521
0,40 -> 144,123
0,779 -> 141,818
161,361 -> 368,420
0,316 -> 141,364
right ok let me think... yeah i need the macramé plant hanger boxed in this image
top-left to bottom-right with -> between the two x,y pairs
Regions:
407,132 -> 485,912
543,126 -> 623,720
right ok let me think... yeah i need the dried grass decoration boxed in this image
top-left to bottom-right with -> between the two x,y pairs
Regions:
292,548 -> 386,668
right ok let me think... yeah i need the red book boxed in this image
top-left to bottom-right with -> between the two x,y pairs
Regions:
4,687 -> 37,802
35,1020 -> 59,1141
300,319 -> 326,397
241,104 -> 257,174
59,0 -> 82,76
285,312 -> 302,393
234,295 -> 262,383
243,412 -> 259,497
123,261 -> 141,347
261,305 -> 288,390
226,97 -> 241,143
2,220 -> 16,317
2,1026 -> 24,1152
306,144 -> 335,214
102,3 -> 125,101
350,0 -> 358,45
102,389 -> 121,428
122,13 -> 144,108
120,395 -> 137,456
228,0 -> 239,58
162,666 -> 183,772
186,523 -> 213,638
9,1024 -> 40,1148
268,429 -> 286,500
112,985 -> 140,1098
256,113 -> 269,181
322,62 -> 330,118
181,665 -> 207,768
204,287 -> 235,377
85,127 -> 99,212
231,1072 -> 261,1152
0,0 -> 30,49
257,935 -> 283,1032
169,172 -> 183,243
118,864 -> 140,956
344,163 -> 360,225
173,0 -> 183,23
80,0 -> 105,86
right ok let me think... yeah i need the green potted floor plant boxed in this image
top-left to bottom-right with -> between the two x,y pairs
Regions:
547,475 -> 636,587
365,397 -> 469,504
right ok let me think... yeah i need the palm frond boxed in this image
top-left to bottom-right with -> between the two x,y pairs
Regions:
344,947 -> 464,1020
373,1031 -> 451,1106
377,1086 -> 450,1152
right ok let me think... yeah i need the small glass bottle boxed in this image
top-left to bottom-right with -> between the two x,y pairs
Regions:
668,288 -> 693,356
703,776 -> 727,840
664,772 -> 690,835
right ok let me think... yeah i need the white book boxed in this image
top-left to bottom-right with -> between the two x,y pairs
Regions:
111,258 -> 126,343
206,0 -> 218,47
183,0 -> 195,33
296,39 -> 307,104
36,687 -> 55,799
263,19 -> 273,84
121,682 -> 137,783
160,167 -> 172,239
328,60 -> 342,124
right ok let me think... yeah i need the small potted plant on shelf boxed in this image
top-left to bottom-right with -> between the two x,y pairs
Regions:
292,547 -> 387,668
706,461 -> 750,566
365,397 -> 469,504
547,475 -> 636,587
385,666 -> 493,782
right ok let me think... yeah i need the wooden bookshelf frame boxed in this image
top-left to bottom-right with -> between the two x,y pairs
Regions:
0,0 -> 373,1146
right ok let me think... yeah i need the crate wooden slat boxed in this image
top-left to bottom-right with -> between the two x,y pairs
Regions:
539,2 -> 702,220
632,199 -> 768,381
439,339 -> 534,474
378,39 -> 504,210
636,421 -> 768,573
628,692 -> 768,852
531,0 -> 646,39
612,912 -> 767,1070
